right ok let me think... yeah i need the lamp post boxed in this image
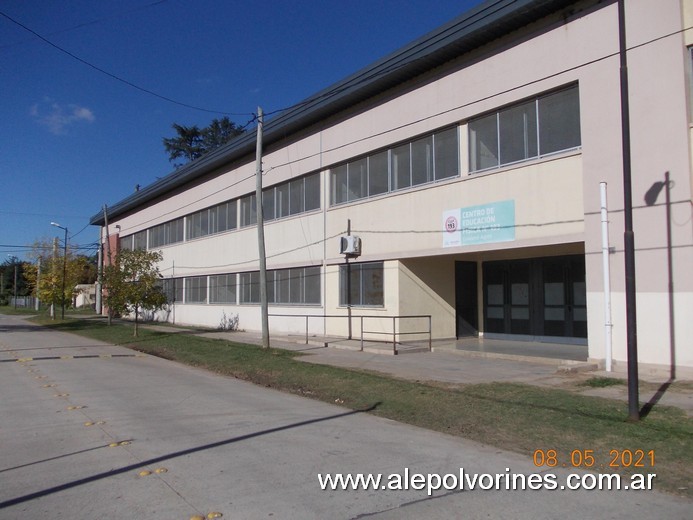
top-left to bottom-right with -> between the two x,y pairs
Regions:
51,222 -> 68,320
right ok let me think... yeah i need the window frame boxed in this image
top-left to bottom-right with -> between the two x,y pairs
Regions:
329,126 -> 459,207
468,84 -> 581,174
339,261 -> 384,307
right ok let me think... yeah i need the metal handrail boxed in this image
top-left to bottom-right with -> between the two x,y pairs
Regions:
268,313 -> 432,354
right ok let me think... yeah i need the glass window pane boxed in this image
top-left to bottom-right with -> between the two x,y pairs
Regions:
185,276 -> 207,304
544,307 -> 565,320
411,136 -> 433,186
469,113 -> 498,172
304,173 -> 320,211
539,86 -> 581,155
263,189 -> 275,221
305,266 -> 320,304
227,200 -> 237,230
240,271 -> 259,303
348,158 -> 367,201
499,101 -> 537,164
276,183 -> 289,218
391,143 -> 411,190
289,178 -> 305,215
172,218 -> 184,243
512,307 -> 530,320
434,127 -> 459,180
210,274 -> 236,303
289,268 -> 303,304
487,284 -> 504,305
330,165 -> 348,205
487,307 -> 504,319
133,231 -> 147,250
368,151 -> 389,196
511,283 -> 529,305
544,282 -> 564,306
241,194 -> 257,227
213,204 -> 224,233
120,235 -> 133,251
277,269 -> 289,304
266,270 -> 275,304
362,262 -> 384,306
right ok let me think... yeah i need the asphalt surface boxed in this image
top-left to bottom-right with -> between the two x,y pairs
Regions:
0,314 -> 691,519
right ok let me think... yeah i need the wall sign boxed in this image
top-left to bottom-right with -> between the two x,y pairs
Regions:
442,200 -> 515,247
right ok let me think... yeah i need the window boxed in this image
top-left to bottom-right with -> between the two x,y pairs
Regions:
161,277 -> 183,304
133,230 -> 147,250
239,271 -> 259,303
149,218 -> 184,248
368,151 -> 389,196
339,262 -> 384,307
184,276 -> 207,304
119,235 -> 133,251
237,266 -> 321,305
263,172 -> 320,222
268,266 -> 321,305
186,200 -> 237,240
240,194 -> 257,227
469,85 -> 581,172
210,274 -> 236,304
330,127 -> 459,205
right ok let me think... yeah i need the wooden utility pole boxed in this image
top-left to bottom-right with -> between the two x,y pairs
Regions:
255,107 -> 270,348
103,205 -> 113,325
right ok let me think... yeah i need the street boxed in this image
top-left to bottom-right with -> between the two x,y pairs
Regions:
0,314 -> 690,519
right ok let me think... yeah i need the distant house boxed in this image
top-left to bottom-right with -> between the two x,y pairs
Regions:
74,284 -> 95,308
91,0 -> 693,378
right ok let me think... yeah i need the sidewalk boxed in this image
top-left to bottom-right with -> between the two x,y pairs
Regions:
192,328 -> 693,417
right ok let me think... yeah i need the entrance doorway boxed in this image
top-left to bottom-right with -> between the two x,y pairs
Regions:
482,255 -> 587,343
455,261 -> 478,337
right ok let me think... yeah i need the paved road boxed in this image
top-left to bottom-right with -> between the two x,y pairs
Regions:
0,314 -> 690,519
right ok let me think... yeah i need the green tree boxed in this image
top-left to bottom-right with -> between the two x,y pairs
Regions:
24,242 -> 89,318
0,256 -> 29,306
103,249 -> 168,336
163,116 -> 243,166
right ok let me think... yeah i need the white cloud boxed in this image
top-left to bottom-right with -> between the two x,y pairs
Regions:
30,98 -> 95,135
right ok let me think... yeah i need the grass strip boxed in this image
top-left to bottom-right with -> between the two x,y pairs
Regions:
26,316 -> 693,498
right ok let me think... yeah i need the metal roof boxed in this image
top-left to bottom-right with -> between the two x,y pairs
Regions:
90,0 -> 580,226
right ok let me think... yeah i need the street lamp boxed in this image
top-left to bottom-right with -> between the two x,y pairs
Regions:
51,222 -> 68,320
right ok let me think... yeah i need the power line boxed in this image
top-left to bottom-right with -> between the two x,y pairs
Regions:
0,1 -> 171,50
0,10 -> 253,117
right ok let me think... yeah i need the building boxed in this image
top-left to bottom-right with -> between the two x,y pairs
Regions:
91,0 -> 693,378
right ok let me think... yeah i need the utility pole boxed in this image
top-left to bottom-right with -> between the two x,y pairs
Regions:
255,107 -> 270,348
13,263 -> 17,310
103,205 -> 113,324
35,257 -> 41,311
95,243 -> 102,314
51,222 -> 68,320
618,0 -> 639,421
346,219 -> 352,340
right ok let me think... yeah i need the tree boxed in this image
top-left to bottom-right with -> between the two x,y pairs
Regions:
0,256 -> 29,306
24,241 -> 89,318
103,249 -> 168,336
163,116 -> 244,166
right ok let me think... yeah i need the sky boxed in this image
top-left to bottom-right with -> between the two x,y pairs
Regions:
0,0 -> 484,262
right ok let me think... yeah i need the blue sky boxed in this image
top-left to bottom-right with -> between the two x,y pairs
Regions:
0,0 -> 483,261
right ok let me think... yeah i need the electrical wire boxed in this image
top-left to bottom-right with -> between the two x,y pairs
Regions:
0,10 -> 253,117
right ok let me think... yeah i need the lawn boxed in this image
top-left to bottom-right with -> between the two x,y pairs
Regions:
13,313 -> 693,498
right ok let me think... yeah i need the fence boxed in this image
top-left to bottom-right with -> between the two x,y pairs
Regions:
268,313 -> 432,355
8,296 -> 38,309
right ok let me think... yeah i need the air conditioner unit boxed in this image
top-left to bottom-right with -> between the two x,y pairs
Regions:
339,235 -> 361,256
